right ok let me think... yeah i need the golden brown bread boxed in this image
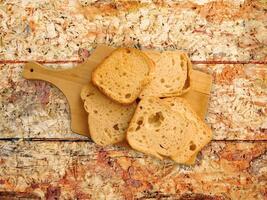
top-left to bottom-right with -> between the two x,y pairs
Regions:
92,48 -> 154,104
81,84 -> 136,146
139,51 -> 192,98
126,97 -> 212,164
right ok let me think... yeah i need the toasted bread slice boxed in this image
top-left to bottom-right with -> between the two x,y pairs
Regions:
81,84 -> 136,146
139,51 -> 192,98
126,97 -> 212,164
92,48 -> 154,104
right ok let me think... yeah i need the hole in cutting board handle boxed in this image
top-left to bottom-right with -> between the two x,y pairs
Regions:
30,68 -> 34,72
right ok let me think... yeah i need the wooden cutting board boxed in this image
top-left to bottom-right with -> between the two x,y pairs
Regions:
22,45 -> 212,137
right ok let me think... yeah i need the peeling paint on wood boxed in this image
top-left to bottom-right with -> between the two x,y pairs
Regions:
0,141 -> 266,199
0,0 -> 267,199
0,63 -> 266,140
0,0 -> 266,61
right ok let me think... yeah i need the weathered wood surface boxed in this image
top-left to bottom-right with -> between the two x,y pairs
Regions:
0,141 -> 266,199
0,0 -> 266,62
0,0 -> 266,199
0,63 -> 266,140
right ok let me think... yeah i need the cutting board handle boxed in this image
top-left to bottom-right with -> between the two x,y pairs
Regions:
23,62 -> 68,84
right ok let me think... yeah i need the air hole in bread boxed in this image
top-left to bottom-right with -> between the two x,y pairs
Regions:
148,112 -> 164,127
138,139 -> 143,143
126,49 -> 131,53
160,78 -> 165,83
165,85 -> 171,88
128,127 -> 134,132
139,106 -> 143,110
136,125 -> 141,131
159,144 -> 165,149
93,110 -> 98,114
148,99 -> 153,103
113,124 -> 119,131
161,135 -> 166,139
136,98 -> 141,104
123,72 -> 127,76
137,118 -> 143,125
173,127 -> 176,130
155,129 -> 160,132
115,67 -> 119,70
170,103 -> 175,106
127,84 -> 130,87
125,93 -> 131,98
189,143 -> 196,151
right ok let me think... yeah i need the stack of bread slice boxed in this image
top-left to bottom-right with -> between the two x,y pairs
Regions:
81,47 -> 212,165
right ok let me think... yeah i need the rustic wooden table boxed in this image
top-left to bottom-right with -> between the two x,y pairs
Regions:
0,1 -> 266,199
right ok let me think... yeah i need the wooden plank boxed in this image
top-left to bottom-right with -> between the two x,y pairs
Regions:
0,140 -> 266,199
0,1 -> 266,200
0,1 -> 266,62
0,63 -> 265,140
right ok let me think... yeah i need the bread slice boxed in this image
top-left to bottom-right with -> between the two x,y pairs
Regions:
92,48 -> 154,104
139,51 -> 192,98
81,84 -> 136,146
162,98 -> 208,164
126,97 -> 212,164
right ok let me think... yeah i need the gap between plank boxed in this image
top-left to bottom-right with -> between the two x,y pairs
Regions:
0,60 -> 266,64
0,138 -> 266,143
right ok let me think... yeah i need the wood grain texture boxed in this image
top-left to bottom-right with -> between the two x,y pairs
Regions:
22,62 -> 90,137
1,63 -> 265,140
0,140 -> 266,199
0,0 -> 266,61
0,0 -> 266,199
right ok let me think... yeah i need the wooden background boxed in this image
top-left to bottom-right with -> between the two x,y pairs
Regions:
0,0 -> 266,199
